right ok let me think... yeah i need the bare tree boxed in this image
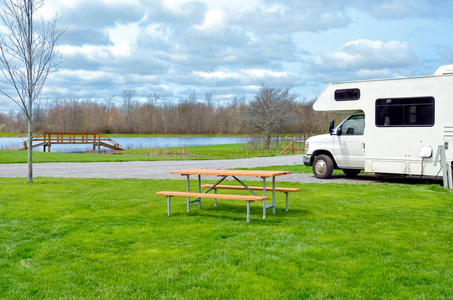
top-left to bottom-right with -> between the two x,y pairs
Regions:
0,0 -> 64,183
148,93 -> 160,134
204,92 -> 213,134
121,89 -> 136,133
242,86 -> 297,150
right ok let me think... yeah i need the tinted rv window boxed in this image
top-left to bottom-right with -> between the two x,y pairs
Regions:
335,89 -> 360,101
375,97 -> 434,127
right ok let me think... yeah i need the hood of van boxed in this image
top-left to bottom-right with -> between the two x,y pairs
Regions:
305,134 -> 332,154
306,134 -> 330,143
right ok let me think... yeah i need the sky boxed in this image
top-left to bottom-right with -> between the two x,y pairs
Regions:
0,0 -> 452,113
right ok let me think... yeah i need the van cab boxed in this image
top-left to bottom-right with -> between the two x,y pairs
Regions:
303,113 -> 365,179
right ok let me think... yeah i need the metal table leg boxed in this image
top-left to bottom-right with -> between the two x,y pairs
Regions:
247,201 -> 250,223
198,175 -> 202,208
272,176 -> 276,215
262,177 -> 266,219
186,175 -> 190,212
286,193 -> 289,211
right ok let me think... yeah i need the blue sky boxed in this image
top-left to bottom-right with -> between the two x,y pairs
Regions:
0,0 -> 452,113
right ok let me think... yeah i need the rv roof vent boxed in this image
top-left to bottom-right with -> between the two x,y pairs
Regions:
434,65 -> 453,76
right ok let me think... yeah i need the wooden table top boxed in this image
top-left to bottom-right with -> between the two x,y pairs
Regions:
170,169 -> 292,177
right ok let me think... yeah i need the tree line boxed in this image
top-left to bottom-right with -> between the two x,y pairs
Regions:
0,88 -> 344,137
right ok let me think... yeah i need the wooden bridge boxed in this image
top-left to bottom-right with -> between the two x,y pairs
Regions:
21,133 -> 123,152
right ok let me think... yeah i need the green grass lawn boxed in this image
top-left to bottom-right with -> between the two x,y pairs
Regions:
1,177 -> 452,299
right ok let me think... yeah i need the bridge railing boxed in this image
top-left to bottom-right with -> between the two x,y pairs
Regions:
23,132 -> 122,151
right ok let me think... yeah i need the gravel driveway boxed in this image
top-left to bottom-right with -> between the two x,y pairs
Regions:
0,155 -> 440,185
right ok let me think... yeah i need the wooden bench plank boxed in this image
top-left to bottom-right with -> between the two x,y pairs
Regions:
156,191 -> 270,223
156,191 -> 268,201
170,169 -> 291,177
200,184 -> 300,193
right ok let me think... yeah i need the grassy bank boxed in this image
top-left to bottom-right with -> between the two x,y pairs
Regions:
1,177 -> 452,298
0,149 -> 199,164
121,143 -> 286,159
0,142 -> 303,163
0,132 -> 26,138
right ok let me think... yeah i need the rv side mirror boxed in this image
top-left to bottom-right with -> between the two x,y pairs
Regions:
329,121 -> 335,135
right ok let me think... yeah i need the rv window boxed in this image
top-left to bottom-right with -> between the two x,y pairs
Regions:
335,89 -> 360,101
375,97 -> 434,127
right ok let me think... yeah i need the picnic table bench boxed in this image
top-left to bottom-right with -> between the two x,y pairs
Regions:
156,169 -> 297,223
200,184 -> 300,211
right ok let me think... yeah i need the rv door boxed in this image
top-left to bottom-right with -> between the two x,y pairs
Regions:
332,114 -> 365,169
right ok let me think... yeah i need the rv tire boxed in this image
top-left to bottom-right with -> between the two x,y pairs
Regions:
343,169 -> 361,177
313,155 -> 334,179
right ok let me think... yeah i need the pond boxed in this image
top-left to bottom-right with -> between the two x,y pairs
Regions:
0,136 -> 246,153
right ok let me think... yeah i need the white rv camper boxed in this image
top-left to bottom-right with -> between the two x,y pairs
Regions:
303,65 -> 453,186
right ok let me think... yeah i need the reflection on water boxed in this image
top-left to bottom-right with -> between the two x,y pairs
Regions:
0,137 -> 244,153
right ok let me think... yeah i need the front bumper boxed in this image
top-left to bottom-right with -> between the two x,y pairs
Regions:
303,154 -> 312,167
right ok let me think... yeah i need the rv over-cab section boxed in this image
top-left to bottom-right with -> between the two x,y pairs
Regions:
304,65 -> 453,182
313,65 -> 453,114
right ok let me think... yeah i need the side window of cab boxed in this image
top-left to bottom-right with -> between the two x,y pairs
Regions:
340,114 -> 365,135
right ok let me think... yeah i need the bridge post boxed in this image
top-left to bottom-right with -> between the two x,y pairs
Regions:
97,133 -> 101,154
47,133 -> 51,152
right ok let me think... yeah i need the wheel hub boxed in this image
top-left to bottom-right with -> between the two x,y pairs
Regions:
315,160 -> 326,174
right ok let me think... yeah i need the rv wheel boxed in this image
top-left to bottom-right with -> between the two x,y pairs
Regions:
343,169 -> 361,177
313,155 -> 334,179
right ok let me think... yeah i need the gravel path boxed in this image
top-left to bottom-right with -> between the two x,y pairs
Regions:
0,155 -> 439,185
0,155 -> 377,184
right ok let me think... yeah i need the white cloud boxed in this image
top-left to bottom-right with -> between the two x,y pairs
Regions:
193,69 -> 301,86
195,10 -> 225,32
306,39 -> 420,82
108,23 -> 140,56
161,0 -> 194,14
59,45 -> 111,60
311,39 -> 419,71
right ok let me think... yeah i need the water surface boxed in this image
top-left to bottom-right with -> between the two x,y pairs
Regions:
0,136 -> 244,153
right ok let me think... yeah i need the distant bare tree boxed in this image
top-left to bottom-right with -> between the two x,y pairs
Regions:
242,86 -> 297,150
148,93 -> 160,134
122,89 -> 136,132
204,92 -> 213,133
0,0 -> 64,183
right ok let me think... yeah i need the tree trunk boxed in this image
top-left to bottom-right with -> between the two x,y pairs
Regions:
27,1 -> 33,183
27,113 -> 33,183
264,134 -> 271,150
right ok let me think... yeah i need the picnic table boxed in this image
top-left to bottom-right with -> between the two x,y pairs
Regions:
156,169 -> 299,223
